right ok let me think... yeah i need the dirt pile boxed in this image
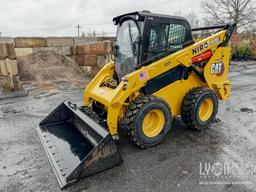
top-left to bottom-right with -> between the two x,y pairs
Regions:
17,51 -> 86,83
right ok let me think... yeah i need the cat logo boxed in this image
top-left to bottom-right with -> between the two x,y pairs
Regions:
211,62 -> 224,76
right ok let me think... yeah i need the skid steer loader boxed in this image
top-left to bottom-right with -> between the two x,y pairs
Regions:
36,11 -> 236,188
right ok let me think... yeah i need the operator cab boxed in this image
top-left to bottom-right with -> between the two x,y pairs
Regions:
113,11 -> 194,81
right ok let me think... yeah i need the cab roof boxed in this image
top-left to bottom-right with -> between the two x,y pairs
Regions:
113,11 -> 188,25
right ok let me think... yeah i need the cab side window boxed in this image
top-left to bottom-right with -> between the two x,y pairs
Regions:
142,23 -> 169,63
167,24 -> 186,52
147,23 -> 169,58
142,22 -> 187,64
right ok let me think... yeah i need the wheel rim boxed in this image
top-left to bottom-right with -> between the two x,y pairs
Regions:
198,98 -> 214,121
142,109 -> 165,138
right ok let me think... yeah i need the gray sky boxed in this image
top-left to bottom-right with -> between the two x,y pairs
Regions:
0,0 -> 202,37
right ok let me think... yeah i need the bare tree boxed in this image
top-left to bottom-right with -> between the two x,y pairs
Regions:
201,0 -> 256,29
174,11 -> 200,28
186,12 -> 200,28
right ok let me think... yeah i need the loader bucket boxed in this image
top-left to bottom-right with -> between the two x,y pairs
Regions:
36,101 -> 122,189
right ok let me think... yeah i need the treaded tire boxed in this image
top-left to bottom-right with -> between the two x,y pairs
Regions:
123,95 -> 172,148
181,87 -> 218,131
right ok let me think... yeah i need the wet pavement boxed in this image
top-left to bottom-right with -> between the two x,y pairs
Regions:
0,86 -> 28,100
0,61 -> 256,192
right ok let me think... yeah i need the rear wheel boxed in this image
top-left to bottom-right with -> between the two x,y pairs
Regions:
181,87 -> 218,130
123,95 -> 172,148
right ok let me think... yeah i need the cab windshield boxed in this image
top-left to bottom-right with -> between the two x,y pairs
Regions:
115,19 -> 140,81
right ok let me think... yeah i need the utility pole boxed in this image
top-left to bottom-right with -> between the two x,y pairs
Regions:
75,24 -> 82,37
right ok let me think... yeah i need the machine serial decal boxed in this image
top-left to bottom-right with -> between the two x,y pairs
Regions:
192,37 -> 221,55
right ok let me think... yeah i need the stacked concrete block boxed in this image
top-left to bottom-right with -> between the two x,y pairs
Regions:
71,41 -> 113,76
46,37 -> 74,47
15,48 -> 33,57
73,37 -> 97,46
32,47 -> 71,56
0,59 -> 20,91
90,41 -> 112,55
0,42 -> 20,91
0,59 -> 18,76
61,46 -> 72,56
76,55 -> 97,66
0,43 -> 16,60
75,44 -> 90,55
14,37 -> 47,48
96,37 -> 115,42
0,37 -> 14,44
75,41 -> 112,56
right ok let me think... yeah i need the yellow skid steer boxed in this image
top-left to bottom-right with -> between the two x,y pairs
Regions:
36,11 -> 236,188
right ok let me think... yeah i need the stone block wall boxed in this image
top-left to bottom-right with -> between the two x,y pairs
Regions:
72,41 -> 113,76
0,51 -> 20,91
0,36 -> 115,91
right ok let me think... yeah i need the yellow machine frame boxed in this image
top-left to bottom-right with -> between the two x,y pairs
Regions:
83,30 -> 231,137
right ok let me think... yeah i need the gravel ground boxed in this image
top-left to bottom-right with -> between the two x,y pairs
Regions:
0,61 -> 256,192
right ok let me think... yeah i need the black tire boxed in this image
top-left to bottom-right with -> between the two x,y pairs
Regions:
123,95 -> 172,148
181,87 -> 218,131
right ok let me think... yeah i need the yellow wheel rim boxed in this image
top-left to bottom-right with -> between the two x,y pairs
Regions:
198,98 -> 214,121
142,109 -> 165,138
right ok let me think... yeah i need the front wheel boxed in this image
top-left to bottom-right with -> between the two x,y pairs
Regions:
123,95 -> 172,148
181,87 -> 218,130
